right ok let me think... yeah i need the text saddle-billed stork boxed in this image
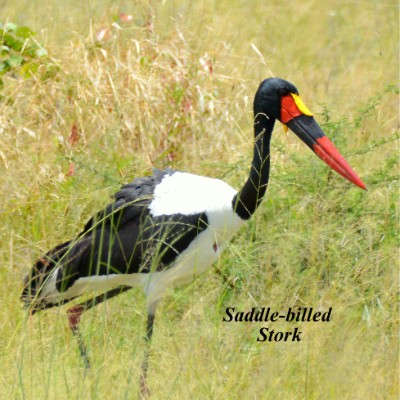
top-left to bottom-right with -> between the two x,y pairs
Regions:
21,78 -> 366,394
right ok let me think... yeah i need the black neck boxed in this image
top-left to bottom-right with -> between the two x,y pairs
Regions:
233,113 -> 274,220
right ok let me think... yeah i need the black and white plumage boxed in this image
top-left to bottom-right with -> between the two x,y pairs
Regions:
21,78 -> 366,394
23,168 -> 245,314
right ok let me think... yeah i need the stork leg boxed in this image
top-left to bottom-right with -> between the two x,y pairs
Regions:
139,313 -> 155,398
67,285 -> 157,397
67,305 -> 90,368
66,285 -> 133,368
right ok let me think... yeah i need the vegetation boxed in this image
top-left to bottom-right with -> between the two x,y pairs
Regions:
0,0 -> 398,399
0,21 -> 54,89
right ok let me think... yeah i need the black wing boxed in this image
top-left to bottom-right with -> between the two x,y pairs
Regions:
80,168 -> 173,236
22,170 -> 170,305
24,169 -> 209,298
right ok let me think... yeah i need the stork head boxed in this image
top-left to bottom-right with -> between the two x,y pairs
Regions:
254,78 -> 367,190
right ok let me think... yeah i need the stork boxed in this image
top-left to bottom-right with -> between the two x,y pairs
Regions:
21,78 -> 366,395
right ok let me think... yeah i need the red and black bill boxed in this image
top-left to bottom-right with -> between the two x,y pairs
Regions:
280,94 -> 367,190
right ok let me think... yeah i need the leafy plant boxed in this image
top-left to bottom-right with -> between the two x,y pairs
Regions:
0,21 -> 53,88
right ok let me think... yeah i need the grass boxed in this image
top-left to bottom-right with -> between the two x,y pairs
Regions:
0,0 -> 398,399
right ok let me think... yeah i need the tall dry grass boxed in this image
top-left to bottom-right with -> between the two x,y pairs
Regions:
0,0 -> 398,399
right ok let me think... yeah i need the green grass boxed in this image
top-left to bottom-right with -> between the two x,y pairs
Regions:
1,0 -> 398,399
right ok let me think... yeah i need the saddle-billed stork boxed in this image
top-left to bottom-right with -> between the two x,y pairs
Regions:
21,78 -> 366,395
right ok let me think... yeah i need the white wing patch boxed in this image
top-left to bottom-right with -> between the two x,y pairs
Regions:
148,172 -> 238,216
